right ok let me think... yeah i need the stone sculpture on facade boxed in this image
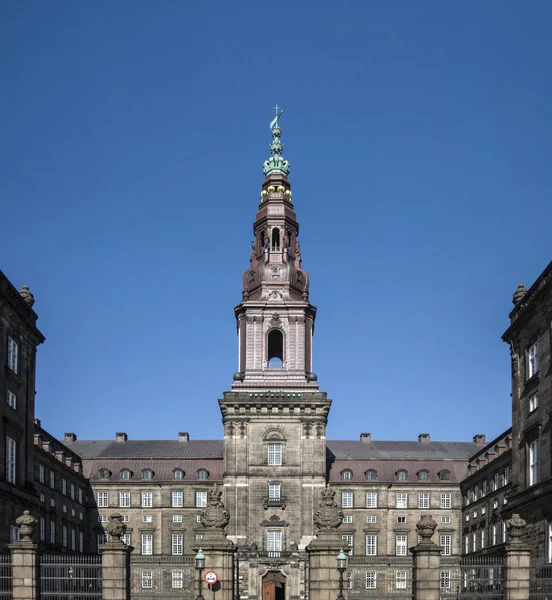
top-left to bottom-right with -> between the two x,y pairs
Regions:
200,484 -> 230,530
15,511 -> 37,542
313,487 -> 343,532
505,513 -> 526,542
104,513 -> 128,542
415,514 -> 438,545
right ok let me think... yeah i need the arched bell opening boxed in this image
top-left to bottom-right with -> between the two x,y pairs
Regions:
271,228 -> 281,251
267,329 -> 284,369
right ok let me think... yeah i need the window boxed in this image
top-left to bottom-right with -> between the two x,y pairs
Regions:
342,534 -> 353,555
529,394 -> 539,412
547,522 -> 552,563
441,516 -> 451,524
121,534 -> 131,546
342,492 -> 353,508
366,515 -> 377,524
268,483 -> 281,500
482,480 -> 487,496
366,469 -> 377,481
527,343 -> 539,378
40,517 -> 46,541
474,484 -> 479,499
97,492 -> 108,507
417,470 -> 428,481
62,504 -> 67,513
347,571 -> 353,590
365,535 -> 377,556
79,533 -> 83,552
342,470 -> 352,480
440,493 -> 451,508
494,472 -> 499,489
7,390 -> 16,409
50,521 -> 56,544
141,515 -> 152,523
195,534 -> 203,541
465,534 -> 469,554
173,469 -> 184,480
396,571 -> 407,590
439,470 -> 451,481
396,492 -> 408,509
39,464 -> 45,483
70,484 -> 75,500
196,491 -> 208,507
78,488 -> 83,504
396,535 -> 408,556
397,516 -> 407,524
6,437 -> 17,484
418,493 -> 429,508
365,571 -> 377,589
10,526 -> 20,543
492,523 -> 498,545
99,469 -> 110,479
396,470 -> 407,481
99,515 -> 108,523
481,528 -> 485,548
172,571 -> 184,589
62,525 -> 68,547
173,515 -> 183,523
7,337 -> 19,373
142,470 -> 153,480
366,492 -> 377,508
267,329 -> 284,369
440,571 -> 451,589
196,515 -> 202,522
141,570 -> 153,589
171,534 -> 183,555
141,534 -> 153,555
119,491 -> 131,507
50,498 -> 55,508
529,439 -> 540,485
40,493 -> 44,503
268,443 -> 282,465
121,515 -> 130,522
121,469 -> 131,480
197,469 -> 209,480
505,466 -> 511,485
141,492 -> 153,508
96,533 -> 106,547
172,491 -> 183,507
61,479 -> 67,495
440,534 -> 451,556
266,530 -> 282,552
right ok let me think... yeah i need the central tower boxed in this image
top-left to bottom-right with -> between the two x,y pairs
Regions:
219,111 -> 331,599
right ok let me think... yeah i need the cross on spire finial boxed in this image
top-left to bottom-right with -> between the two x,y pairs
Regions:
269,105 -> 284,131
273,104 -> 282,118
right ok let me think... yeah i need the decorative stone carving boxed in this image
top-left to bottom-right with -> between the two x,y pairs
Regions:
415,515 -> 438,544
15,510 -> 37,542
512,283 -> 526,305
506,513 -> 526,542
105,513 -> 127,542
303,422 -> 311,438
226,423 -> 235,436
239,422 -> 247,438
200,484 -> 230,530
316,423 -> 324,438
19,285 -> 35,307
313,487 -> 343,532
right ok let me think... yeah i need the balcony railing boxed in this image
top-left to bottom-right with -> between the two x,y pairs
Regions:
263,496 -> 287,509
257,551 -> 292,559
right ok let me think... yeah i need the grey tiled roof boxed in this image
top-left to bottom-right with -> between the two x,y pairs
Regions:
326,440 -> 480,461
63,440 -> 223,459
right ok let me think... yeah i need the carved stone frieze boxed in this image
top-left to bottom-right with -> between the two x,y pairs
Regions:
313,487 -> 343,532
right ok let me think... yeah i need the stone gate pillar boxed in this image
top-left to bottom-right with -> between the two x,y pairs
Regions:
410,515 -> 441,600
503,514 -> 531,600
306,487 -> 345,600
9,511 -> 40,600
99,513 -> 133,600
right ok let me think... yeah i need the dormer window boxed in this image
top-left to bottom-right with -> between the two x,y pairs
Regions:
197,469 -> 209,480
365,469 -> 377,481
417,470 -> 429,481
173,469 -> 184,480
142,469 -> 154,480
342,470 -> 353,481
99,469 -> 111,480
120,469 -> 132,480
439,470 -> 451,481
396,470 -> 407,481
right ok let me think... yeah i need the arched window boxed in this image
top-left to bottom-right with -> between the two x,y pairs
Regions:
142,469 -> 154,480
120,469 -> 132,480
267,329 -> 284,369
173,469 -> 184,480
342,470 -> 353,481
99,469 -> 111,479
396,470 -> 408,481
439,470 -> 451,481
271,228 -> 280,251
365,469 -> 377,481
197,469 -> 209,480
417,470 -> 429,481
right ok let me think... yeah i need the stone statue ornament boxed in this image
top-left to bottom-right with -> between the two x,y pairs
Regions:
19,284 -> 35,307
15,510 -> 38,542
505,513 -> 526,542
313,487 -> 343,532
415,514 -> 438,544
104,512 -> 128,542
200,484 -> 230,530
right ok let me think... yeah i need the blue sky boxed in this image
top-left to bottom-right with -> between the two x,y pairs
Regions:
2,1 -> 551,444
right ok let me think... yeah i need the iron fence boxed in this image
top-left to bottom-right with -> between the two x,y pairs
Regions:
40,554 -> 102,600
0,555 -> 11,600
348,556 -> 413,599
440,555 -> 504,600
130,555 -> 195,599
530,561 -> 552,599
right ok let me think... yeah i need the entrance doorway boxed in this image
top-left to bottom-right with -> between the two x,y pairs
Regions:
262,571 -> 286,600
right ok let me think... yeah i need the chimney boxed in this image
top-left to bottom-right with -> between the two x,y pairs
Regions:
360,433 -> 371,443
64,432 -> 77,442
178,432 -> 189,442
418,433 -> 430,443
473,434 -> 486,445
115,432 -> 128,442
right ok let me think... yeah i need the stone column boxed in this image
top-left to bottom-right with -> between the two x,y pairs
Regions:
9,511 -> 40,600
306,487 -> 345,600
503,514 -> 531,600
410,515 -> 441,600
99,513 -> 133,600
193,485 -> 236,600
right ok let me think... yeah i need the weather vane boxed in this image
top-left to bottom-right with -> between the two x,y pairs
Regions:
270,104 -> 284,130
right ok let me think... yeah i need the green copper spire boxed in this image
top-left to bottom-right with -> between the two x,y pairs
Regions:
263,105 -> 290,177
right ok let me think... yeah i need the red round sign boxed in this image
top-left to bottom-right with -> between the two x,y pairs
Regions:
204,571 -> 218,585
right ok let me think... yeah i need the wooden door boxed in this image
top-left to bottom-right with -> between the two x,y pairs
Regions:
263,581 -> 276,600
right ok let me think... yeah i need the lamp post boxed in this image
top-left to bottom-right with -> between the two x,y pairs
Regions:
336,548 -> 348,600
195,548 -> 206,600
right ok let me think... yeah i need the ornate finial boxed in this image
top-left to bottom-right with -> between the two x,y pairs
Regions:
313,487 -> 343,532
512,283 -> 526,305
15,510 -> 38,542
200,484 -> 230,530
104,513 -> 127,543
505,513 -> 526,542
19,284 -> 35,307
263,106 -> 290,177
415,515 -> 438,545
